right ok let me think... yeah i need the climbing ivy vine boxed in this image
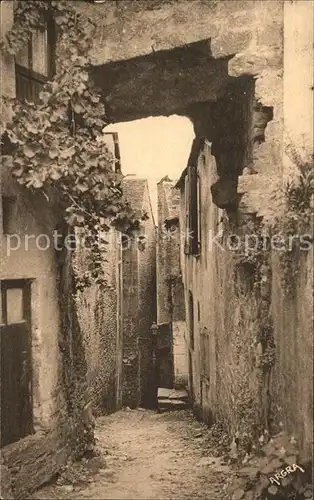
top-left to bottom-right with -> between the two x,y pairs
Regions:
274,148 -> 314,297
1,0 -> 143,289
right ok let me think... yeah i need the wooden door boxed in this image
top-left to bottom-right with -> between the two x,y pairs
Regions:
0,280 -> 33,447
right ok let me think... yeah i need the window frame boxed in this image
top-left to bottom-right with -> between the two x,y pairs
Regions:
15,12 -> 56,101
184,164 -> 200,257
0,279 -> 32,326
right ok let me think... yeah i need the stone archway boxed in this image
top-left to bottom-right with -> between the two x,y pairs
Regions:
89,38 -> 260,208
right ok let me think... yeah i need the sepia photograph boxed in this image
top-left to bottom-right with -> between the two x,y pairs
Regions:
0,1 -> 313,499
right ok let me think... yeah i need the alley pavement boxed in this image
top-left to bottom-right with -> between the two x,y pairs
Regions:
34,409 -> 232,499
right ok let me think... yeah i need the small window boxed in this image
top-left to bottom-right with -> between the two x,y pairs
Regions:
15,13 -> 55,102
0,280 -> 30,325
6,288 -> 24,323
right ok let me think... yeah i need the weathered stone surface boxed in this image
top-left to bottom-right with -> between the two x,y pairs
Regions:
0,461 -> 14,499
1,429 -> 70,499
237,174 -> 284,222
157,179 -> 188,388
168,389 -> 189,401
75,0 -> 282,67
91,40 -> 231,122
158,388 -> 172,399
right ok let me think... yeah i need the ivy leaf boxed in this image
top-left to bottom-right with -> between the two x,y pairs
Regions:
76,182 -> 89,193
7,129 -> 20,144
72,102 -> 85,114
25,173 -> 43,189
39,91 -> 50,104
50,168 -> 62,180
77,82 -> 86,94
13,168 -> 24,179
2,156 -> 13,169
32,177 -> 44,189
23,144 -> 37,158
65,213 -> 77,226
76,214 -> 85,224
60,146 -> 75,159
65,213 -> 85,226
26,123 -> 38,134
49,147 -> 59,159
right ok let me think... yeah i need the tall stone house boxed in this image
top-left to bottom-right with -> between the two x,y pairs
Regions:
175,121 -> 313,457
156,176 -> 188,389
121,176 -> 157,409
0,3 -> 93,498
74,174 -> 157,414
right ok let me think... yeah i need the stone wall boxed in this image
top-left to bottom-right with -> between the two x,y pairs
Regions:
138,184 -> 157,406
0,1 -> 15,131
157,178 -> 188,388
121,239 -> 140,408
74,228 -> 122,415
121,180 -> 157,408
0,5 -> 91,496
271,248 -> 313,460
0,173 -> 92,498
179,132 -> 313,457
74,0 -> 283,126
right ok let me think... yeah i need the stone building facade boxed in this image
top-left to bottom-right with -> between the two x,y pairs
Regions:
74,132 -> 124,415
0,3 -> 92,498
177,132 -> 313,457
121,176 -> 157,408
157,176 -> 188,389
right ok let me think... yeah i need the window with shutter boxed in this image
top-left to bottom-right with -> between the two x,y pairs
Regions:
183,137 -> 204,256
184,173 -> 190,254
15,14 -> 55,102
197,174 -> 201,253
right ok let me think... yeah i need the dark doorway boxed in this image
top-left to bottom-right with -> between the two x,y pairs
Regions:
156,322 -> 174,389
0,280 -> 33,447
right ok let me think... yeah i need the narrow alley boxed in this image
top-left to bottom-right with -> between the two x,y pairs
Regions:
1,1 -> 313,500
34,409 -> 231,500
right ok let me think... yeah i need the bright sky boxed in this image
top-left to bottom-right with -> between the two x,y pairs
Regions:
104,115 -> 195,222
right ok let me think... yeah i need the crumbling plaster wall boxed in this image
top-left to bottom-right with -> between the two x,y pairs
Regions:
0,3 -> 71,497
0,173 -> 63,431
283,0 -> 313,180
180,137 -> 313,457
0,173 -> 83,498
